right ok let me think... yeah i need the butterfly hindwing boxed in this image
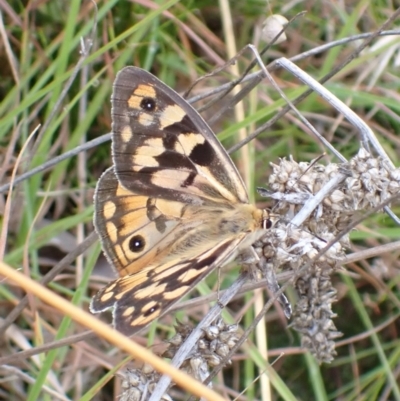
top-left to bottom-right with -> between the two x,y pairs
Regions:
94,167 -> 183,277
91,235 -> 247,334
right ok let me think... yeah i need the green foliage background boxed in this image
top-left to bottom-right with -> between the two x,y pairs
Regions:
0,1 -> 399,400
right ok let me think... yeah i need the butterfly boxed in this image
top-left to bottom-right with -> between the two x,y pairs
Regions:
90,66 -> 272,336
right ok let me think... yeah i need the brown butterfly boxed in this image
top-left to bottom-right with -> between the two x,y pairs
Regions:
90,67 -> 271,336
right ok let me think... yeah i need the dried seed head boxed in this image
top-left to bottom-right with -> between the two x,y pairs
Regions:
119,367 -> 172,401
205,352 -> 223,367
161,318 -> 240,382
204,325 -> 219,340
190,356 -> 209,382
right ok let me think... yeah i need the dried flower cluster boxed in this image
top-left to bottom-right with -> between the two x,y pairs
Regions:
348,147 -> 400,209
293,271 -> 342,362
268,147 -> 400,221
118,319 -> 239,400
119,365 -> 171,401
256,148 -> 400,362
163,318 -> 239,382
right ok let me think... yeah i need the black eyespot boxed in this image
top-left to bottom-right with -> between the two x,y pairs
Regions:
129,235 -> 145,252
140,97 -> 156,111
144,304 -> 159,317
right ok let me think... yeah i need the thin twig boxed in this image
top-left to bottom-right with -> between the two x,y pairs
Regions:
0,134 -> 111,194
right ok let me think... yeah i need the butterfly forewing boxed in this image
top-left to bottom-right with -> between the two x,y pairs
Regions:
111,67 -> 249,206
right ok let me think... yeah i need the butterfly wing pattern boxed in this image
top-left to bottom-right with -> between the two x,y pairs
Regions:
91,67 -> 270,336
